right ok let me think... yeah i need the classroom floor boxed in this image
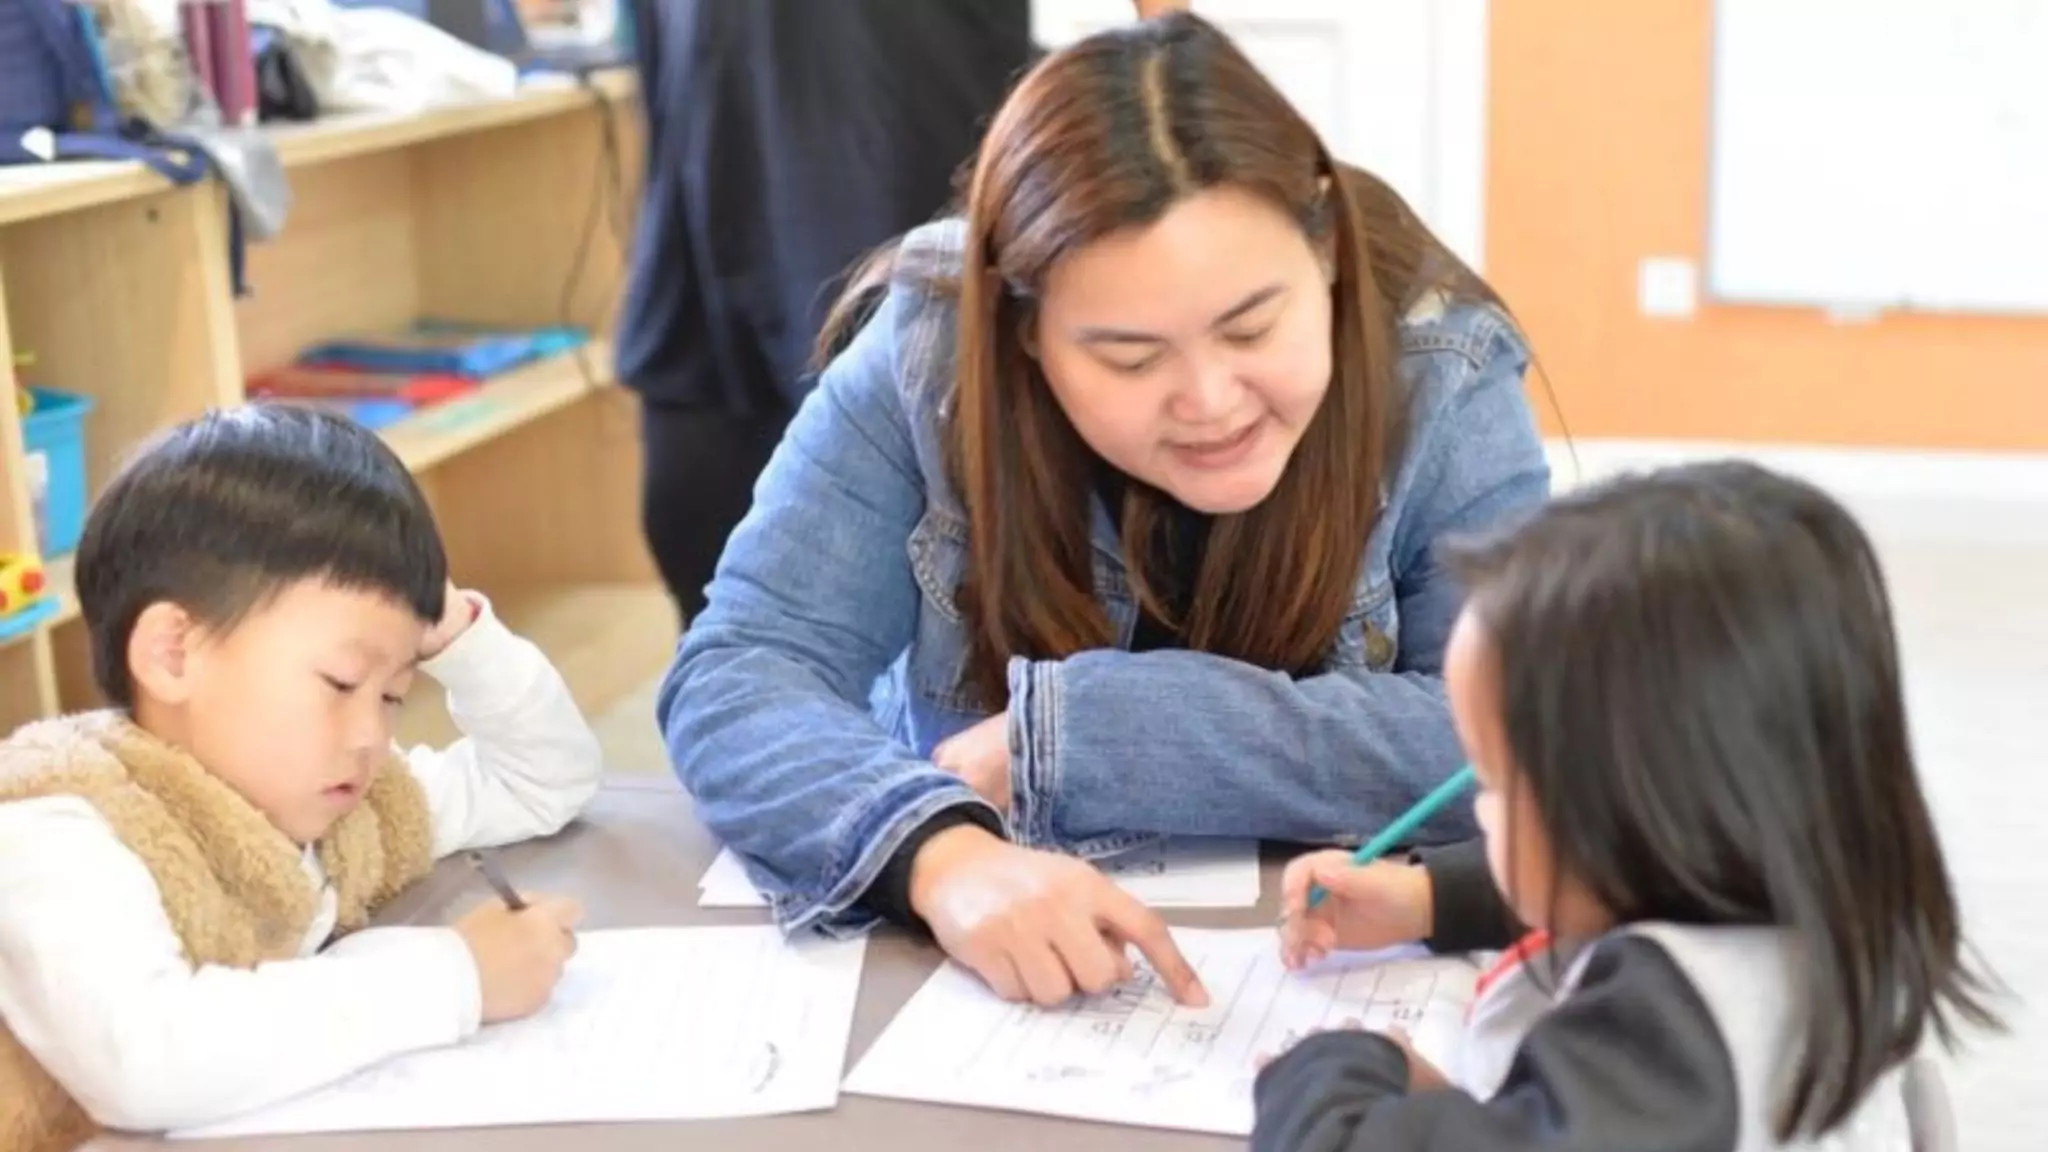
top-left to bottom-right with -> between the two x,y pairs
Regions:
553,481 -> 2046,1151
1855,492 -> 2046,1151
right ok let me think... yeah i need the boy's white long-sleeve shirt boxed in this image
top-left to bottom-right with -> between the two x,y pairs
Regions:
0,595 -> 604,1134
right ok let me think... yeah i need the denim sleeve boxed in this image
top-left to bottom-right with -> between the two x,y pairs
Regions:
1006,337 -> 1550,848
655,284 -> 998,937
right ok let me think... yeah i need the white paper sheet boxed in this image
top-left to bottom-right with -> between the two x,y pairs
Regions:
841,928 -> 1476,1137
699,838 -> 1260,909
171,927 -> 867,1139
697,844 -> 770,906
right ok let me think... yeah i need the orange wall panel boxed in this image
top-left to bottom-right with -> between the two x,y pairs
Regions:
1485,0 -> 2048,451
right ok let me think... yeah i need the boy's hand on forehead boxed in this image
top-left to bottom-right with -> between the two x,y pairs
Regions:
419,581 -> 480,661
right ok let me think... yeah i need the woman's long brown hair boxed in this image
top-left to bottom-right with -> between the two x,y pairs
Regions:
818,13 -> 1505,707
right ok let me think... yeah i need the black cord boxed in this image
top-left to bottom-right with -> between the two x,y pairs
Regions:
558,68 -> 632,393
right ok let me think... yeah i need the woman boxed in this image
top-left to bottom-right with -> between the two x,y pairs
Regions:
657,14 -> 1551,1007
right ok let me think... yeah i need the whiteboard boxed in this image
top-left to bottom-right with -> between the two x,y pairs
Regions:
1706,0 -> 2048,314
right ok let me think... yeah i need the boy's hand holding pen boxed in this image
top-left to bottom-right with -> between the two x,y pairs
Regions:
456,851 -> 583,1024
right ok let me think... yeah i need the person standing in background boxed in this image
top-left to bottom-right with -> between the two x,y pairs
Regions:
617,0 -> 1189,623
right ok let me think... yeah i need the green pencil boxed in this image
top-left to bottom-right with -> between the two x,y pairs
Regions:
1306,764 -> 1477,909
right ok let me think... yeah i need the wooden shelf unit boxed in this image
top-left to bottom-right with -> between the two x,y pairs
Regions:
0,76 -> 665,731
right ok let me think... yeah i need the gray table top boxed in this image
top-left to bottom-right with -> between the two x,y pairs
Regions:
99,775 -> 1295,1150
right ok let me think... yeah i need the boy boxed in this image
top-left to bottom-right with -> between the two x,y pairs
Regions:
0,406 -> 602,1151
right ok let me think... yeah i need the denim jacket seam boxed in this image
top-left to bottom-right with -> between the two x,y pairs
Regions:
1348,575 -> 1395,616
819,303 -> 925,496
1009,659 -> 1060,847
1384,333 -> 1525,572
1036,661 -> 1061,844
891,282 -> 950,410
1396,303 -> 1515,368
1040,660 -> 1056,840
1068,830 -> 1161,858
1011,661 -> 1040,845
907,512 -> 968,625
1092,564 -> 1132,601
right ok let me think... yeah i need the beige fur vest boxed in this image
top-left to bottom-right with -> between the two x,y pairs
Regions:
0,712 -> 435,1152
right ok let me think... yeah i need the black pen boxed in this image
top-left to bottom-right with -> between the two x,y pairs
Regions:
466,850 -> 528,911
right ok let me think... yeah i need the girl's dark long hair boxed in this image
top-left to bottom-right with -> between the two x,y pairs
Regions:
815,12 -> 1503,706
1442,460 -> 2001,1140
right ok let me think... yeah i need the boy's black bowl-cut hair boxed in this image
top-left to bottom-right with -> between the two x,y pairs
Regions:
75,405 -> 448,708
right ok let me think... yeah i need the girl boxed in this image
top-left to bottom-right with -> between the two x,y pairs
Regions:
658,12 -> 1549,1008
1258,461 -> 1998,1151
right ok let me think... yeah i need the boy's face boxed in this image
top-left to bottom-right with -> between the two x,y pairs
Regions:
134,579 -> 431,844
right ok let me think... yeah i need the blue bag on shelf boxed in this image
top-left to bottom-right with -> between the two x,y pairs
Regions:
297,323 -> 591,379
0,0 -> 210,183
0,0 -> 254,292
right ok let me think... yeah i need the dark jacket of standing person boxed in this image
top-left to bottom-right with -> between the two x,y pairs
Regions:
615,0 -> 1037,620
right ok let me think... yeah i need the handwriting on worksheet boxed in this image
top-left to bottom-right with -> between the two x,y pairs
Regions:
171,927 -> 867,1139
842,928 -> 1476,1137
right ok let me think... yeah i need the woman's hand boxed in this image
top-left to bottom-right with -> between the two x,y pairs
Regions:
932,712 -> 1011,813
909,824 -> 1210,1009
1133,0 -> 1191,17
1277,850 -> 1434,970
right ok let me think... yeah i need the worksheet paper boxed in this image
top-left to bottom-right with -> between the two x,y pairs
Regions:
699,838 -> 1261,909
841,929 -> 1477,1137
170,927 -> 868,1139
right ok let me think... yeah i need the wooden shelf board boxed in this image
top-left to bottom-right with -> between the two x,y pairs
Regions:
0,162 -> 175,229
376,340 -> 615,472
266,71 -> 636,170
0,71 -> 635,228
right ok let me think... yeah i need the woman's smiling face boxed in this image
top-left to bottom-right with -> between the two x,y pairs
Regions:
1031,184 -> 1334,513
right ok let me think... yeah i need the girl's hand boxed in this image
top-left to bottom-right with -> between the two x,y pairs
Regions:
909,825 -> 1209,1009
1387,1027 -> 1451,1091
1254,1018 -> 1362,1070
420,583 -> 479,661
1278,851 -> 1433,970
1253,1024 -> 1451,1094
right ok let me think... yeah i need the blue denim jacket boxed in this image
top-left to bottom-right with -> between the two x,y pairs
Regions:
657,221 -> 1551,936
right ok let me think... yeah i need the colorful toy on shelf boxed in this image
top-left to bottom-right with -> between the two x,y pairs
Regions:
0,551 -> 59,642
11,351 -> 33,416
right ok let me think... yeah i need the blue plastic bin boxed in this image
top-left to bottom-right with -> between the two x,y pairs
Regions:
21,386 -> 93,556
